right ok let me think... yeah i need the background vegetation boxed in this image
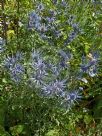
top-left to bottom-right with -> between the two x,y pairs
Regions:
0,0 -> 102,135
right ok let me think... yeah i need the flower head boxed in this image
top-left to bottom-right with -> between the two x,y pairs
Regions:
37,4 -> 44,11
3,52 -> 23,69
61,90 -> 82,109
4,56 -> 16,69
11,63 -> 25,74
3,52 -> 25,83
28,11 -> 41,29
80,52 -> 99,77
58,50 -> 71,60
64,31 -> 77,45
42,80 -> 66,97
29,70 -> 47,87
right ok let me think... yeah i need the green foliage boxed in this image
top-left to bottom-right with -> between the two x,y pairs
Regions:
45,129 -> 59,136
0,126 -> 11,136
10,125 -> 25,135
0,0 -> 102,135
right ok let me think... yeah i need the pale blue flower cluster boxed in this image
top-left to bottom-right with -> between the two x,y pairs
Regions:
3,47 -> 99,109
61,90 -> 82,109
3,52 -> 25,82
28,6 -> 57,43
64,19 -> 81,45
3,1 -> 100,110
42,79 -> 66,97
25,49 -> 82,108
80,52 -> 99,77
58,49 -> 72,68
28,11 -> 42,31
28,2 -> 81,45
2,51 -> 99,109
28,50 -> 47,87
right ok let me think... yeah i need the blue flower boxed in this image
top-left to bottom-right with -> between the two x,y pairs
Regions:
4,52 -> 24,69
72,23 -> 80,32
35,22 -> 41,30
61,90 -> 82,109
4,56 -> 16,69
80,52 -> 99,77
37,24 -> 47,32
64,31 -> 77,45
11,63 -> 25,74
29,70 -> 47,87
51,65 -> 61,76
9,63 -> 25,83
88,66 -> 97,77
49,10 -> 56,17
53,30 -> 62,38
8,63 -> 25,83
46,17 -> 55,24
64,22 -> 81,46
59,60 -> 67,69
37,4 -> 44,11
3,52 -> 25,83
53,80 -> 66,91
69,91 -> 81,102
80,65 -> 90,72
58,50 -> 71,61
32,58 -> 46,72
58,50 -> 71,69
42,80 -> 66,97
28,11 -> 41,29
